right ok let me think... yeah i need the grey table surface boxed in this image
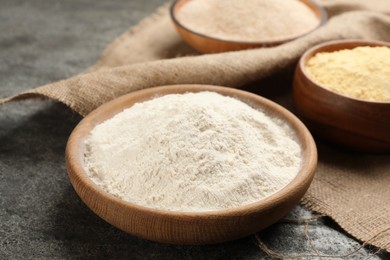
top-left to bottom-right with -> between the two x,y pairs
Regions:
0,0 -> 389,259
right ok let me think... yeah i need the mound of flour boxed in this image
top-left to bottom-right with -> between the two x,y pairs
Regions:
84,92 -> 302,211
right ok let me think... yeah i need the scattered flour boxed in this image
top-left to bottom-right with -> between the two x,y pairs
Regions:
84,92 -> 302,211
176,0 -> 320,42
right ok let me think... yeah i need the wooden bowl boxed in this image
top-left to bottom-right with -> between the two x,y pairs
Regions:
293,40 -> 390,152
170,0 -> 327,53
66,85 -> 317,245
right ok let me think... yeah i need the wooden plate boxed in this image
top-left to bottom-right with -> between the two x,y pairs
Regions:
66,85 -> 317,245
170,0 -> 328,53
293,40 -> 390,152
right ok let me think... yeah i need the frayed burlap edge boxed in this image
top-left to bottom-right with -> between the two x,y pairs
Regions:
302,196 -> 390,251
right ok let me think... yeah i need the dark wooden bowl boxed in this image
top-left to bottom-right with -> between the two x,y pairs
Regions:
170,0 -> 327,53
66,85 -> 317,245
293,40 -> 390,152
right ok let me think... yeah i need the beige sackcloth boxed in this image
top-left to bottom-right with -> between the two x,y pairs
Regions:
1,0 -> 389,251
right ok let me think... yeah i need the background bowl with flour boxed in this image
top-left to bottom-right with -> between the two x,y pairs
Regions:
170,0 -> 327,53
293,40 -> 390,152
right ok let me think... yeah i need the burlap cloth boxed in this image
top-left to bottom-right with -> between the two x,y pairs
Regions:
1,0 -> 389,251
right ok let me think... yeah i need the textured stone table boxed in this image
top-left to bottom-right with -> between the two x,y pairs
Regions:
1,0 -> 389,259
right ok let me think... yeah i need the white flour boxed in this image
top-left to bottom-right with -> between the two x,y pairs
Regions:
84,92 -> 302,211
176,0 -> 320,42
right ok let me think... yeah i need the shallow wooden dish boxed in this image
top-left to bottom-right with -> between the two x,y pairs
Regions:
170,0 -> 327,53
66,84 -> 317,245
293,40 -> 390,152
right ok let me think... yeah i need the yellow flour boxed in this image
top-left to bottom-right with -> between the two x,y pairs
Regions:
305,46 -> 390,102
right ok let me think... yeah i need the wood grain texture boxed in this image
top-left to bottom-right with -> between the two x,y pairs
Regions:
293,40 -> 390,152
170,0 -> 328,53
65,85 -> 317,245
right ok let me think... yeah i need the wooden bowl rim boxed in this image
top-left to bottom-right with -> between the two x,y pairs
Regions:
66,84 -> 317,219
170,0 -> 328,46
300,39 -> 390,104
